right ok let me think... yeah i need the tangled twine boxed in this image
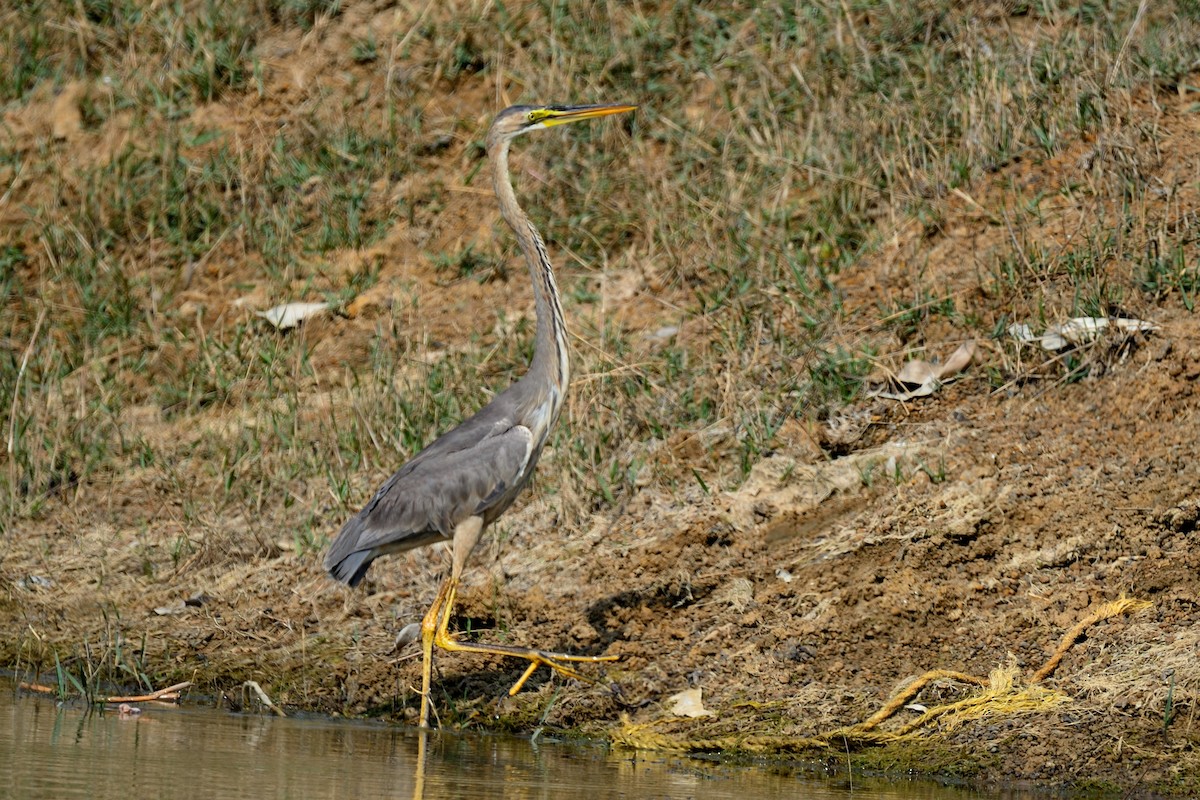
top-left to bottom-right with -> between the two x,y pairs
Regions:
613,597 -> 1151,754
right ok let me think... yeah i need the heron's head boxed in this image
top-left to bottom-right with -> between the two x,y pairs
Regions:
487,103 -> 636,149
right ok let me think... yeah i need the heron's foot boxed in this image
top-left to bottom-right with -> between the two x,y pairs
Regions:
432,631 -> 618,696
502,649 -> 620,696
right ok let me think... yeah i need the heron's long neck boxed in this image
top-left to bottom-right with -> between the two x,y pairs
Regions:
490,142 -> 571,400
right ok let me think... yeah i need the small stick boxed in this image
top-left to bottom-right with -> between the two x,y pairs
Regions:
105,682 -> 193,704
18,681 -> 58,694
241,680 -> 287,717
19,680 -> 192,704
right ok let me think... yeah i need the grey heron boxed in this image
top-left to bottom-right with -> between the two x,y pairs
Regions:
325,103 -> 636,727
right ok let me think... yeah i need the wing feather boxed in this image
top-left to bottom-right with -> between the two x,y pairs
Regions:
324,416 -> 534,586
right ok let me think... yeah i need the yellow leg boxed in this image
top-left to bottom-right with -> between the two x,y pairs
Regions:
432,578 -> 618,697
418,578 -> 454,729
414,516 -> 619,728
511,661 -> 540,695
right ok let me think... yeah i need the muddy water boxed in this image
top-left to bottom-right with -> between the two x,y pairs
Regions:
2,685 -> 1005,799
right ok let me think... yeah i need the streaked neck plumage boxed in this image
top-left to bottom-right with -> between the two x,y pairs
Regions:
488,135 -> 571,427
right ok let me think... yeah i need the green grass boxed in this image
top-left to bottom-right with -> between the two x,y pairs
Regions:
16,621 -> 160,704
0,0 -> 1197,544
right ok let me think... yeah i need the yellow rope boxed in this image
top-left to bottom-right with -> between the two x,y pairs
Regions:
613,597 -> 1149,755
857,669 -> 987,731
1031,597 -> 1151,684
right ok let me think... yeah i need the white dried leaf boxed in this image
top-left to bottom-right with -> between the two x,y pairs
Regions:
874,379 -> 939,401
257,302 -> 329,330
1039,330 -> 1068,350
393,622 -> 422,649
1050,317 -> 1107,346
1014,317 -> 1159,351
875,341 -> 976,401
1113,317 -> 1160,334
894,358 -> 940,386
940,341 -> 976,375
666,688 -> 714,718
1007,323 -> 1037,342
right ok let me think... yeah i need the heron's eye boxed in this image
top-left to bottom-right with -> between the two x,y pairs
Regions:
526,111 -> 537,123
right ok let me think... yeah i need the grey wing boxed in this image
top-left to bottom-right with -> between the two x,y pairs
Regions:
324,422 -> 534,587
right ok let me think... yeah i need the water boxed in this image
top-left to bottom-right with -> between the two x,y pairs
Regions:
1,685 -> 1007,799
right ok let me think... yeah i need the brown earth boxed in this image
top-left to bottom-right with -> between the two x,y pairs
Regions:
2,3 -> 1199,796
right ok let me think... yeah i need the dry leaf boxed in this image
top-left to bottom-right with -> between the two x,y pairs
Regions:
875,341 -> 976,401
666,688 -> 714,718
940,340 -> 976,375
1112,318 -> 1160,335
257,302 -> 329,330
1046,317 -> 1106,347
393,622 -> 422,649
894,358 -> 941,387
1011,317 -> 1159,351
1007,322 -> 1037,342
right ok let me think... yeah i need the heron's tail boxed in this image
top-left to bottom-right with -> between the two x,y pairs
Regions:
323,508 -> 444,588
324,515 -> 374,587
326,548 -> 373,587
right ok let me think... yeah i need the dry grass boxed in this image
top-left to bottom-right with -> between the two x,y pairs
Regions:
2,1 -> 1198,533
